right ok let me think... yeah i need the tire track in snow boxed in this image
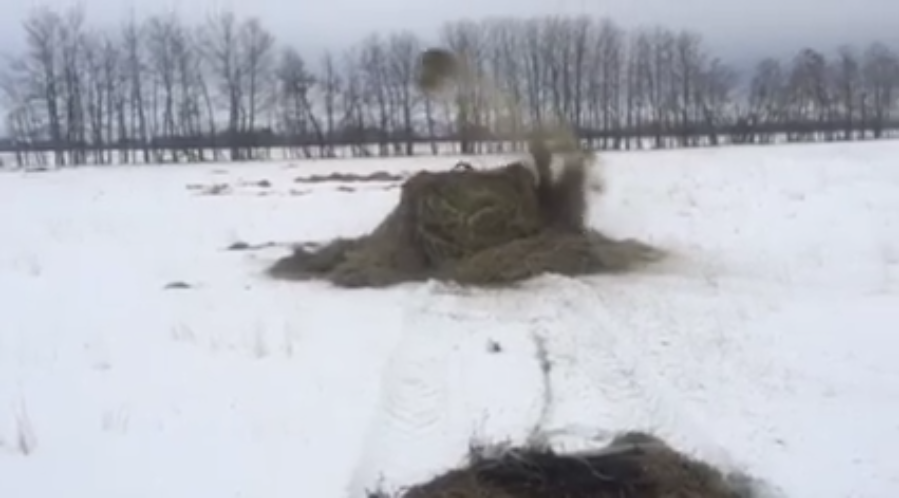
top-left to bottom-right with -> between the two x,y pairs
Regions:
513,276 -> 684,451
347,280 -> 567,495
541,275 -> 746,467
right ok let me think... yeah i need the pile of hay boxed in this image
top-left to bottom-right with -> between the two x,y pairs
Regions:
371,432 -> 765,498
268,149 -> 664,288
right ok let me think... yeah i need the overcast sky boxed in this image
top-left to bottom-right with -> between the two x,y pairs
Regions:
3,0 -> 898,65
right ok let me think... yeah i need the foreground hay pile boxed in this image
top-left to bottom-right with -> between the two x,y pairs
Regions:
268,149 -> 665,287
371,432 -> 764,498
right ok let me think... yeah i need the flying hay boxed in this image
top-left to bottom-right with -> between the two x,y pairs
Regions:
267,150 -> 666,288
417,47 -> 465,94
371,432 -> 765,498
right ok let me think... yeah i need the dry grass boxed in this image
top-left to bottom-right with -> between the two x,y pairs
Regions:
371,433 -> 764,498
407,164 -> 544,266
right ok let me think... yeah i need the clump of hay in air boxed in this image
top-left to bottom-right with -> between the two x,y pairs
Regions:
369,431 -> 767,498
417,47 -> 465,94
267,48 -> 666,288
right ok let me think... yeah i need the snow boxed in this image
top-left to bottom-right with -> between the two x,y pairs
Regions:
1,141 -> 898,498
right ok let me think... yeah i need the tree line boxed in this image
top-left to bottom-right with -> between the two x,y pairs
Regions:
1,6 -> 898,167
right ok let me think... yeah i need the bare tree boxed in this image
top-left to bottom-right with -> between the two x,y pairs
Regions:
121,14 -> 150,163
239,18 -> 276,158
145,13 -> 182,160
0,55 -> 46,167
482,18 -> 525,150
386,31 -> 421,155
56,7 -> 88,164
787,48 -> 831,142
340,48 -> 373,157
81,33 -> 105,162
645,27 -> 676,148
696,58 -> 737,146
861,42 -> 899,138
200,11 -> 244,160
317,52 -> 342,156
19,8 -> 66,165
671,30 -> 706,146
591,18 -> 625,149
277,47 -> 319,158
441,19 -> 487,154
831,45 -> 862,140
746,58 -> 786,143
173,27 -> 209,161
358,35 -> 393,156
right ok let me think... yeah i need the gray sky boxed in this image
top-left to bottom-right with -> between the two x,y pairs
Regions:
3,0 -> 898,65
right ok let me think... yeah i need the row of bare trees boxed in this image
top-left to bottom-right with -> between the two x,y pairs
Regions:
1,6 -> 899,167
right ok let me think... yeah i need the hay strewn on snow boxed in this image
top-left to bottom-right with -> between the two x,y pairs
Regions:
371,432 -> 766,498
268,147 -> 665,287
448,230 -> 664,285
294,171 -> 405,183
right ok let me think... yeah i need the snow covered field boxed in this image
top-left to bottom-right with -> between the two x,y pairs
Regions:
1,141 -> 898,498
